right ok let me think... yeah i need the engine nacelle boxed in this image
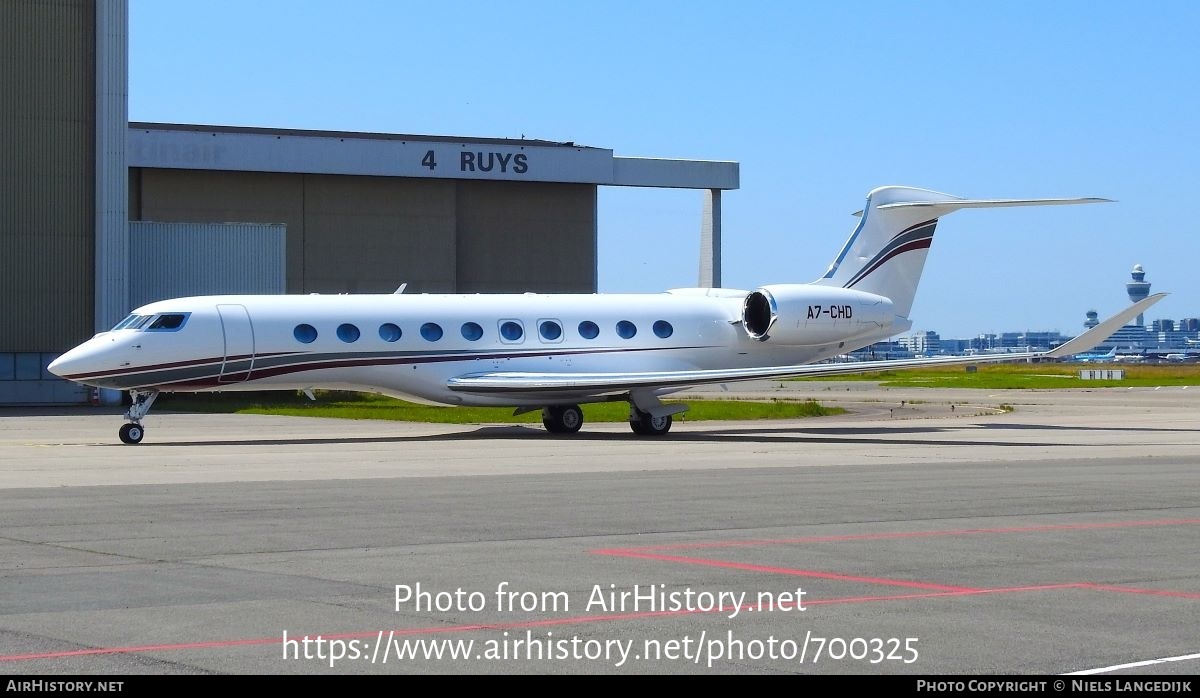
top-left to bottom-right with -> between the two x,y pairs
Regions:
741,284 -> 895,345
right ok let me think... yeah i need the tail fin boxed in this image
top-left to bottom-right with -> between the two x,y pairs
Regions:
814,186 -> 1109,318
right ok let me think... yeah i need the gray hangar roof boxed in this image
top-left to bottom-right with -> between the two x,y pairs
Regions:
128,123 -> 739,190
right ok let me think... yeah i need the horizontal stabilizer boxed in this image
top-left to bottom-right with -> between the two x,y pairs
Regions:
878,197 -> 1111,210
851,197 -> 1109,217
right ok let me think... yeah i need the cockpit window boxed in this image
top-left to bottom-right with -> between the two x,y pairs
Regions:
147,313 -> 188,331
111,314 -> 152,331
111,314 -> 137,330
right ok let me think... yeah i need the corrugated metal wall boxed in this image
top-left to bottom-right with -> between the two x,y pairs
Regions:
134,169 -> 307,290
301,175 -> 458,293
455,181 -> 596,293
0,0 -> 96,352
129,222 -> 286,309
95,0 -> 129,334
132,169 -> 597,295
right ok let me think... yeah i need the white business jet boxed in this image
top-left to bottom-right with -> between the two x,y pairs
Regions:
49,186 -> 1165,444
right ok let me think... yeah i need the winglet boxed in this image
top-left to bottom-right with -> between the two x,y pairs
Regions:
1047,293 -> 1169,359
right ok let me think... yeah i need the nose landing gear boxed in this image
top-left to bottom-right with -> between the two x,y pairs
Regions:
118,422 -> 144,444
118,390 -> 159,444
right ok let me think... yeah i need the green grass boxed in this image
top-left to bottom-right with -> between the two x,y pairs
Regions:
793,363 -> 1200,389
157,391 -> 843,423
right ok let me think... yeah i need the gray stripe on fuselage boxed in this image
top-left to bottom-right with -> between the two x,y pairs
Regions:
83,346 -> 712,390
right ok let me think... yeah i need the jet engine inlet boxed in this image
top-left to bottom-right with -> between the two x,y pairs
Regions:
742,290 -> 776,340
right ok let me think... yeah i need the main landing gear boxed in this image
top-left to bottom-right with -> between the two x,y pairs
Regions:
629,408 -> 672,436
536,400 -> 680,436
541,404 -> 584,434
119,389 -> 159,444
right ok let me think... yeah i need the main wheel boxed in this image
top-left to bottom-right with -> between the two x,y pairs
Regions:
542,405 -> 583,434
630,410 -> 672,436
118,422 -> 144,445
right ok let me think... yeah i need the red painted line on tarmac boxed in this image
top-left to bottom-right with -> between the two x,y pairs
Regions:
596,549 -> 979,592
591,519 -> 1200,601
1079,584 -> 1200,599
0,636 -> 285,662
599,518 -> 1200,553
967,583 -> 1088,594
800,583 -> 1079,607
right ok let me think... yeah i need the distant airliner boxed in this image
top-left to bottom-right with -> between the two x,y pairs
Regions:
1113,350 -> 1147,364
49,186 -> 1165,444
1076,346 -> 1147,363
1074,347 -> 1118,363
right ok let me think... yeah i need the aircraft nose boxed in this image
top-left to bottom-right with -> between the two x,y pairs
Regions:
48,339 -> 106,379
48,346 -> 85,378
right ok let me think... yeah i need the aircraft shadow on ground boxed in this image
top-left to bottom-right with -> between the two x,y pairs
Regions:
978,423 -> 1197,434
118,423 -> 1076,448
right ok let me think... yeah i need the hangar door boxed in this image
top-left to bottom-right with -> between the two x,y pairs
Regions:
129,221 -> 286,308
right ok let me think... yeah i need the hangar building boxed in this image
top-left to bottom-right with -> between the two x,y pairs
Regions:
1,0 -> 738,404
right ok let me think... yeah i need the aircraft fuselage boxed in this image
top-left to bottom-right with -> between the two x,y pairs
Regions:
49,288 -> 899,407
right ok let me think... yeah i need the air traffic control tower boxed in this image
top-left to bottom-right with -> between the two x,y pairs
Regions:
1127,264 -> 1152,326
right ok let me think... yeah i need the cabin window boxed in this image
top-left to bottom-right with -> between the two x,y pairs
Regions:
461,322 -> 484,341
653,320 -> 673,339
421,323 -> 444,341
539,320 -> 563,342
294,324 -> 318,343
578,321 -> 599,339
379,323 -> 402,342
499,320 -> 524,343
616,320 -> 637,339
146,313 -> 189,331
337,323 -> 361,343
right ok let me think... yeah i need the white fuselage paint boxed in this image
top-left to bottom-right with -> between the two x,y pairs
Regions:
49,288 -> 900,407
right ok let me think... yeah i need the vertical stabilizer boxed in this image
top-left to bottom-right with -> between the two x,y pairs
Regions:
815,186 -> 1108,318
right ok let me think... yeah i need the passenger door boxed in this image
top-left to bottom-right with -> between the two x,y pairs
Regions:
216,304 -> 255,383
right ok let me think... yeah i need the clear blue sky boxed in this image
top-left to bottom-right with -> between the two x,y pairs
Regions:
130,1 -> 1199,338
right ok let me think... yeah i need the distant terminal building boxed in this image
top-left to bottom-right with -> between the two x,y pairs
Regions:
899,331 -> 942,356
997,331 -> 1067,351
970,334 -> 997,352
847,340 -> 912,361
1,0 -> 738,404
1093,324 -> 1151,353
939,338 -> 972,354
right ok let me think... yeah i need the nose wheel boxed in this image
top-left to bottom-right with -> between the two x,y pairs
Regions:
118,390 -> 159,445
118,422 -> 145,444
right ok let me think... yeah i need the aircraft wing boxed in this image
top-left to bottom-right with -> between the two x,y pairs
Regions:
446,294 -> 1166,396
